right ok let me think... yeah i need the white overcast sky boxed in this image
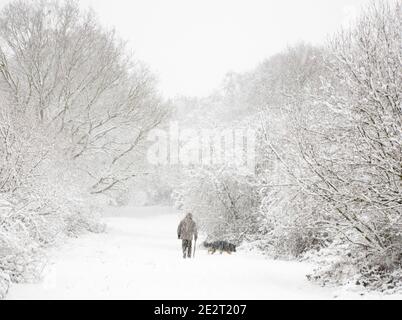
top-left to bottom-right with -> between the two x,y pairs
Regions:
0,0 -> 372,98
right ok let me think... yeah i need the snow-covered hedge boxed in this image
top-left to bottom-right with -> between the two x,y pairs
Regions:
0,189 -> 105,299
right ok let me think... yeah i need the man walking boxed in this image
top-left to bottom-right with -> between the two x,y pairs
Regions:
177,213 -> 198,259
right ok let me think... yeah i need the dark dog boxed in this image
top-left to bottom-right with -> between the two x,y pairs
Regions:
204,241 -> 237,255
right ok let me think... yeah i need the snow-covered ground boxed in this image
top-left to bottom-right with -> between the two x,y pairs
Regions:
5,207 -> 401,300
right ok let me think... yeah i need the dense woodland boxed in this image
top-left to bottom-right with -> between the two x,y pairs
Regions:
1,0 -> 401,297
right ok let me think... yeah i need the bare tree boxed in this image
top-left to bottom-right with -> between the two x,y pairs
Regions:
0,0 -> 167,195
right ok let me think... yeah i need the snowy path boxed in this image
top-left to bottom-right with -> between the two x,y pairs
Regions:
5,207 -> 390,300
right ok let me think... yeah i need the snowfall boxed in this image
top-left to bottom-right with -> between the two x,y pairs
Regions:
5,207 -> 402,300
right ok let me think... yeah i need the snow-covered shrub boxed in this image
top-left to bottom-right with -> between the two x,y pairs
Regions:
177,167 -> 262,245
308,241 -> 402,294
0,196 -> 44,284
0,271 -> 10,299
258,184 -> 333,258
64,207 -> 106,238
